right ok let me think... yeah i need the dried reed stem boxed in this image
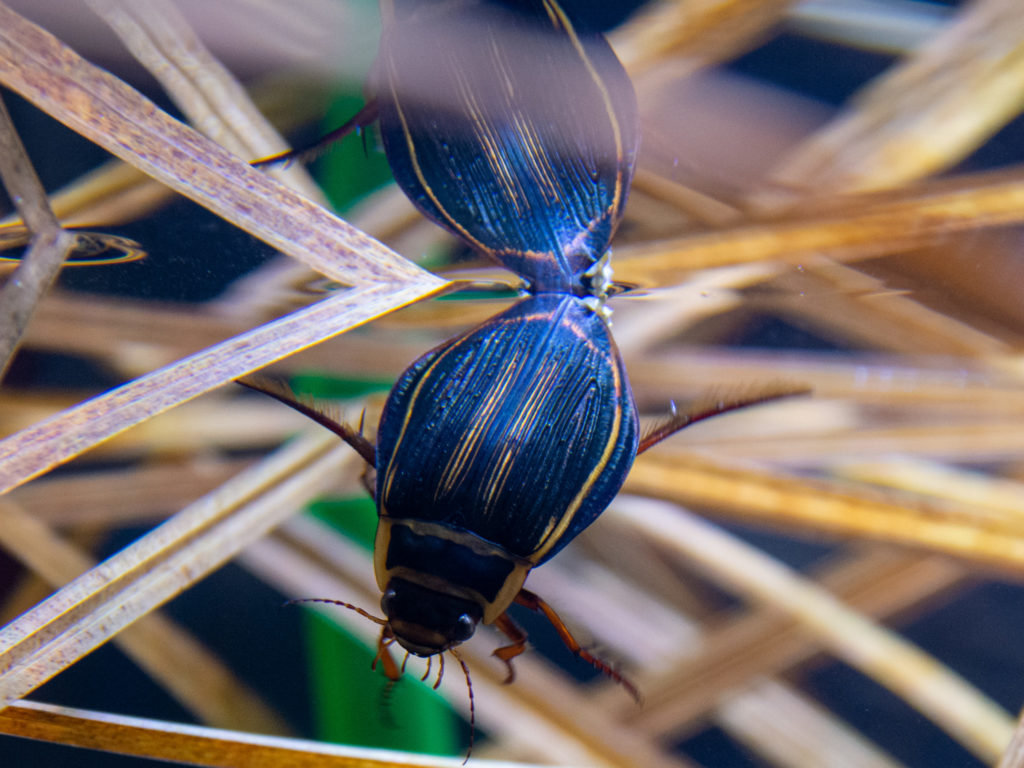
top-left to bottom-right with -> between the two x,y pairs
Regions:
766,0 -> 1024,194
86,0 -> 326,204
0,430 -> 351,708
613,496 -> 1015,762
0,282 -> 440,495
626,451 -> 1024,571
0,498 -> 289,733
615,167 -> 1024,280
0,699 -> 542,768
717,678 -> 908,768
614,0 -> 798,75
0,1 -> 430,287
0,92 -> 77,379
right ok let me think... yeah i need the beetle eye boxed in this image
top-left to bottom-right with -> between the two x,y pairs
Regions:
452,613 -> 475,642
380,587 -> 397,617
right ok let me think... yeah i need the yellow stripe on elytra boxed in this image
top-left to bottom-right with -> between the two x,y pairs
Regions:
380,329 -> 482,504
528,344 -> 623,564
479,356 -> 563,516
511,110 -> 561,203
436,334 -> 524,498
386,50 -> 491,255
453,63 -> 528,219
542,0 -> 628,220
488,36 -> 562,206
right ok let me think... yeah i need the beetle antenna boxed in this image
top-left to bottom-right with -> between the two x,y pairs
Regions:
283,597 -> 387,626
400,652 -> 410,675
451,649 -> 474,764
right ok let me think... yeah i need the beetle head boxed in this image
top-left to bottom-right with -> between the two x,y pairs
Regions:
381,578 -> 483,656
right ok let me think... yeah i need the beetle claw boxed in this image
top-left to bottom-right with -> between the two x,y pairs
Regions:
492,651 -> 518,685
514,588 -> 642,702
493,611 -> 529,684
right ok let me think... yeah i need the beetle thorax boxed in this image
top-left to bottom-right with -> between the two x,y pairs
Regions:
373,517 -> 532,625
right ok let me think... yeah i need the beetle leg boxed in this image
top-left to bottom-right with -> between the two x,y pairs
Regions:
236,376 -> 377,467
420,654 -> 433,682
358,410 -> 378,499
252,100 -> 380,167
491,612 -> 529,684
638,384 -> 811,453
373,628 -> 402,682
514,588 -> 641,702
434,651 -> 445,690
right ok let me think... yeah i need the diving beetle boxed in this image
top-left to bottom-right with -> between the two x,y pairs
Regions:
249,0 -> 800,694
